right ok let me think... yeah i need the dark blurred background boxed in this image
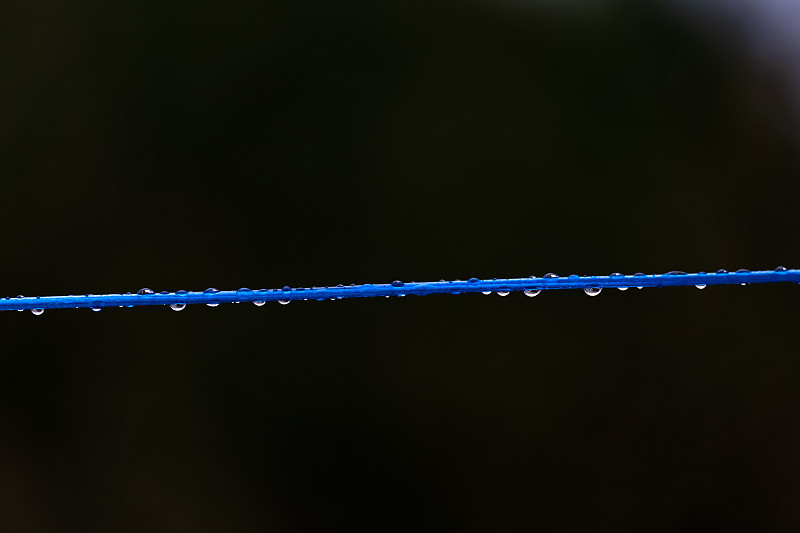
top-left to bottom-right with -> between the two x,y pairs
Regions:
2,0 -> 800,530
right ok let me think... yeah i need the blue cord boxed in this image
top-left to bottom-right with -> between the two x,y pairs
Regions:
3,268 -> 797,314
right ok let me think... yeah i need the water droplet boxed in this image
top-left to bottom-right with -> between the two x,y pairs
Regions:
584,287 -> 602,297
775,266 -> 788,271
665,270 -> 687,276
717,269 -> 729,274
282,286 -> 292,292
496,290 -> 510,296
170,303 -> 186,312
278,300 -> 290,305
253,300 -> 266,306
468,278 -> 479,283
16,295 -> 24,312
481,291 -> 491,295
204,288 -> 220,307
634,273 -> 646,289
524,289 -> 541,297
610,272 -> 628,291
391,280 -> 404,287
544,273 -> 558,278
176,290 -> 188,295
237,288 -> 253,301
735,269 -> 750,285
137,288 -> 154,295
31,308 -> 44,316
695,284 -> 706,289
92,307 -> 102,312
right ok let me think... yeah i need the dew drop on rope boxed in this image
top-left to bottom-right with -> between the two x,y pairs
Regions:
611,273 -> 628,291
204,288 -> 220,307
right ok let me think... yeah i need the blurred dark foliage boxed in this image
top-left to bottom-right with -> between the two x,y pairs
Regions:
1,0 -> 799,531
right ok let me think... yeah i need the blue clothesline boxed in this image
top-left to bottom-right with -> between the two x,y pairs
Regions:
2,268 -> 797,314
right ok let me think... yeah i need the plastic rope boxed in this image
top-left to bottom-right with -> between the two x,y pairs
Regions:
2,268 -> 797,314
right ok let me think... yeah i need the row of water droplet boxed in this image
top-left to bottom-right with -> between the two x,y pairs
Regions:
155,287 -> 293,312
10,266 -> 791,314
481,267 -> 790,297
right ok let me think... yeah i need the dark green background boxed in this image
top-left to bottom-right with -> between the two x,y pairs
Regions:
2,0 -> 800,530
